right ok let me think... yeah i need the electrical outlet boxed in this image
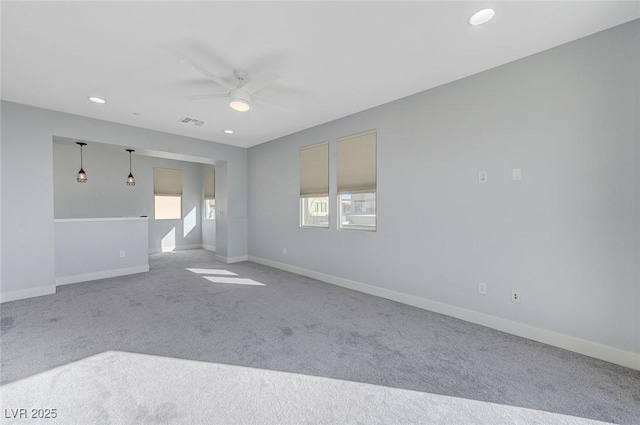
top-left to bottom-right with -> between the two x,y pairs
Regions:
478,282 -> 487,295
511,290 -> 521,303
283,248 -> 287,255
478,171 -> 488,183
120,250 -> 125,258
512,168 -> 522,181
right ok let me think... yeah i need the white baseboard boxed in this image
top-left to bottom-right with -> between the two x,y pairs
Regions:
55,265 -> 150,286
202,245 -> 216,253
216,254 -> 249,264
248,255 -> 640,371
0,285 -> 57,303
149,244 -> 204,254
177,244 -> 204,251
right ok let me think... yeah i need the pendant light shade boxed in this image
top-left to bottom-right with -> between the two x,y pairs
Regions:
76,142 -> 87,183
126,149 -> 136,186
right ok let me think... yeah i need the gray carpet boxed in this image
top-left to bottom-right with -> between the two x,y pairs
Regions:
0,351 -> 611,425
1,250 -> 639,424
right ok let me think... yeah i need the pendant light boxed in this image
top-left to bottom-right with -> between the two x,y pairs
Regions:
76,142 -> 87,183
126,149 -> 135,186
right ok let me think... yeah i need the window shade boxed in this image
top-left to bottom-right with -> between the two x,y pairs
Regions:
299,142 -> 329,197
204,168 -> 215,199
337,130 -> 376,194
153,168 -> 183,196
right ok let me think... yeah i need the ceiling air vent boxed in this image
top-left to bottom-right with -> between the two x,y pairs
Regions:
179,117 -> 206,127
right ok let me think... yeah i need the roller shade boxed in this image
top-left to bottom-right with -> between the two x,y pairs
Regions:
204,168 -> 215,199
299,142 -> 329,197
337,130 -> 376,194
153,168 -> 183,196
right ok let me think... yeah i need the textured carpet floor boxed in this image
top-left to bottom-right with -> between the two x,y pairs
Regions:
1,250 -> 639,424
0,351 -> 613,425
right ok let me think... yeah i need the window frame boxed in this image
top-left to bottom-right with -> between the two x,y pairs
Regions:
336,130 -> 377,232
300,196 -> 330,229
154,194 -> 183,220
299,142 -> 330,229
153,168 -> 183,221
204,198 -> 216,220
338,192 -> 377,232
204,167 -> 215,220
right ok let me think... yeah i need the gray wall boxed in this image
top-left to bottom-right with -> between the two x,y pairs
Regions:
55,218 -> 149,281
1,102 -> 247,296
247,21 -> 640,354
53,142 -> 210,251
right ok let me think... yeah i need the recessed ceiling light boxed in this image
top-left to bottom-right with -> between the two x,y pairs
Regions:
88,96 -> 106,104
469,8 -> 495,26
224,129 -> 234,134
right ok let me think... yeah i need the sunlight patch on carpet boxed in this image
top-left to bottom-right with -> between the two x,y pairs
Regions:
186,268 -> 238,276
202,276 -> 266,286
0,351 -> 609,425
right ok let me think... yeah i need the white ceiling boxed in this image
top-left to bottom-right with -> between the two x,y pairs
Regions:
2,1 -> 639,148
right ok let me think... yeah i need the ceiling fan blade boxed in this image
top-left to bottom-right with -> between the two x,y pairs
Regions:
252,94 -> 292,113
181,59 -> 235,90
241,71 -> 280,94
185,93 -> 229,101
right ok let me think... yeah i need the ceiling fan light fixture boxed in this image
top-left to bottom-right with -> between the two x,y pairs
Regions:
229,88 -> 251,112
229,98 -> 250,112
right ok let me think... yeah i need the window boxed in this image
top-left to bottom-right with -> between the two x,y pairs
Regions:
204,168 -> 215,220
154,195 -> 182,220
337,130 -> 376,231
300,142 -> 329,228
339,193 -> 376,230
301,197 -> 329,227
154,168 -> 182,220
205,199 -> 216,220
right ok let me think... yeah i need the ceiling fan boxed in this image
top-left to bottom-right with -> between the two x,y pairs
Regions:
181,59 -> 290,113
